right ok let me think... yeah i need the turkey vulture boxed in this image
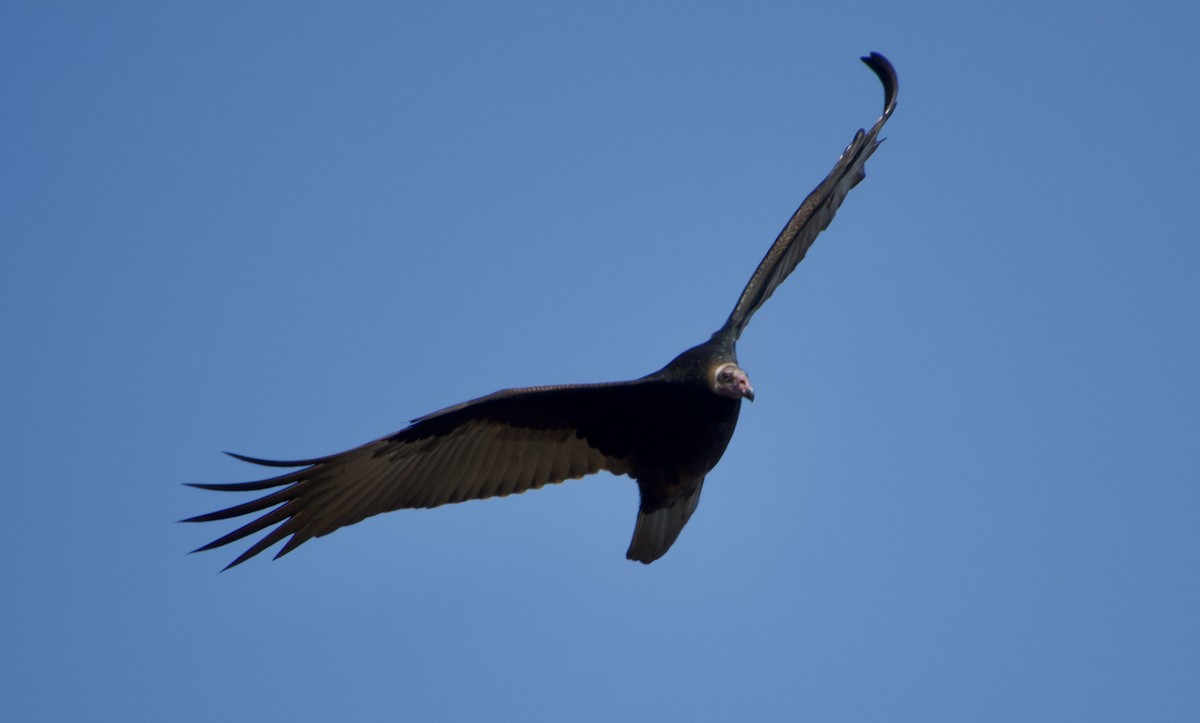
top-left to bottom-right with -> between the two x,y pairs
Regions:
185,53 -> 898,570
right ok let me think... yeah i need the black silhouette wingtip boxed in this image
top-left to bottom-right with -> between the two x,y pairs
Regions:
224,450 -> 322,468
860,52 -> 898,114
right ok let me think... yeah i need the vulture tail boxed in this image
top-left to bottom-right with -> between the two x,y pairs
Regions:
625,478 -> 705,564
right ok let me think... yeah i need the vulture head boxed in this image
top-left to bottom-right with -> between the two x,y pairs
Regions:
713,362 -> 754,402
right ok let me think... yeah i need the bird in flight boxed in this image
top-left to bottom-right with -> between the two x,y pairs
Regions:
185,53 -> 899,570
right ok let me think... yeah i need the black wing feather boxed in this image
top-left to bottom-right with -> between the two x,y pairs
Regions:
716,52 -> 898,343
184,381 -> 664,569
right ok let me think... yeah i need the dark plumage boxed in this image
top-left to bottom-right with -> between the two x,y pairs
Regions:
185,53 -> 899,570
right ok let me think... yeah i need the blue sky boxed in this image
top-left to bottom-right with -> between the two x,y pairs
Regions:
3,2 -> 1198,720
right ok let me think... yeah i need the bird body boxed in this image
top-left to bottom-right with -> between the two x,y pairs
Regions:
186,53 -> 899,570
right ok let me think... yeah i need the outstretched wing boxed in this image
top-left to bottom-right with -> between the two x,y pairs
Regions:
184,381 -> 669,570
716,52 -> 898,343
